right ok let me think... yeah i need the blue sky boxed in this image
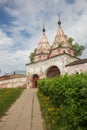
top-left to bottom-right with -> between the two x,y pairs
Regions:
0,0 -> 87,75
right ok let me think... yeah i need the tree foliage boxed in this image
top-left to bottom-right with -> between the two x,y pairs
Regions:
29,49 -> 36,63
68,37 -> 84,57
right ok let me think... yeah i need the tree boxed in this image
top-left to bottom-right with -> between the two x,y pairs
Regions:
68,37 -> 84,57
29,49 -> 36,63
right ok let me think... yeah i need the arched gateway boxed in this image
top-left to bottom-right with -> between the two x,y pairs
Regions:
32,74 -> 39,88
26,19 -> 77,88
46,66 -> 60,78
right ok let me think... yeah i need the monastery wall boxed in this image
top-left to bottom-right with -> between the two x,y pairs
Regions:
26,54 -> 77,88
27,54 -> 76,87
0,77 -> 27,88
27,54 -> 77,78
66,63 -> 87,75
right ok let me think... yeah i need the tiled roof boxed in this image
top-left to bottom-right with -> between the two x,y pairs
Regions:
52,22 -> 72,49
49,19 -> 75,58
66,58 -> 87,67
35,29 -> 50,55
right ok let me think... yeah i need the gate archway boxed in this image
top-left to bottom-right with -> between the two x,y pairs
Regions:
46,66 -> 60,78
32,74 -> 39,88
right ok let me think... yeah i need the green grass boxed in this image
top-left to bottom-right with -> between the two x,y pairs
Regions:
0,88 -> 25,119
37,92 -> 61,130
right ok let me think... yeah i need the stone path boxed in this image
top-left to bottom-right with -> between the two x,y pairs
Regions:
0,89 -> 45,130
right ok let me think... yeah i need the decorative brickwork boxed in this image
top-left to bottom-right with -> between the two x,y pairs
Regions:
34,19 -> 74,63
34,26 -> 50,62
49,20 -> 74,57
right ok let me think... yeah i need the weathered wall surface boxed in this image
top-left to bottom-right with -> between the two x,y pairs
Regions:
27,54 -> 76,76
26,54 -> 77,88
66,63 -> 87,75
0,76 -> 27,88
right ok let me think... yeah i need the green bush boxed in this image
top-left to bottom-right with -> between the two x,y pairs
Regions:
38,73 -> 87,130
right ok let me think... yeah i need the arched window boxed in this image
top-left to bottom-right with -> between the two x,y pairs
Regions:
46,66 -> 60,78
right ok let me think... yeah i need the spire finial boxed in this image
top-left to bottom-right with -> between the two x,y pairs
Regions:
42,22 -> 45,32
57,12 -> 62,26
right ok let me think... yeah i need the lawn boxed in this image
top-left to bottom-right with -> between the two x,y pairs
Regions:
0,88 -> 25,119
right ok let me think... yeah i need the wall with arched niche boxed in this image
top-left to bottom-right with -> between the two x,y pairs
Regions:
26,54 -> 77,88
46,66 -> 61,78
32,74 -> 39,88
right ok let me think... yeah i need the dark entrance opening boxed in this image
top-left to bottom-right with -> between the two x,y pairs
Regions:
32,74 -> 39,88
46,66 -> 60,78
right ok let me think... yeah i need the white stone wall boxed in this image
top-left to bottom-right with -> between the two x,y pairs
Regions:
66,63 -> 87,75
26,54 -> 77,87
0,77 -> 27,88
27,54 -> 77,76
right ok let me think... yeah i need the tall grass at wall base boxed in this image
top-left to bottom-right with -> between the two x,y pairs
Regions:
37,73 -> 87,130
0,88 -> 25,119
37,92 -> 63,130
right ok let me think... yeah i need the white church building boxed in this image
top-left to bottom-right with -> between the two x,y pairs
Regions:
26,19 -> 87,88
0,19 -> 87,89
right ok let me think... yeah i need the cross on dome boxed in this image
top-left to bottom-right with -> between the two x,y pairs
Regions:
58,15 -> 61,26
42,22 -> 45,32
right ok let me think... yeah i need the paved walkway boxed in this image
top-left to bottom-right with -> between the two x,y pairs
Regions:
0,89 -> 45,130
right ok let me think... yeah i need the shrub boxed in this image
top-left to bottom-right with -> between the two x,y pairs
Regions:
38,73 -> 87,130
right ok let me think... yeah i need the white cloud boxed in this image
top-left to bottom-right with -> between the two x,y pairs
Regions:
0,0 -> 7,5
0,50 -> 30,75
0,29 -> 13,49
0,0 -> 87,75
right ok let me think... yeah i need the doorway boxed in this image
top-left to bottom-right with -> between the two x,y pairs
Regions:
32,74 -> 39,88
